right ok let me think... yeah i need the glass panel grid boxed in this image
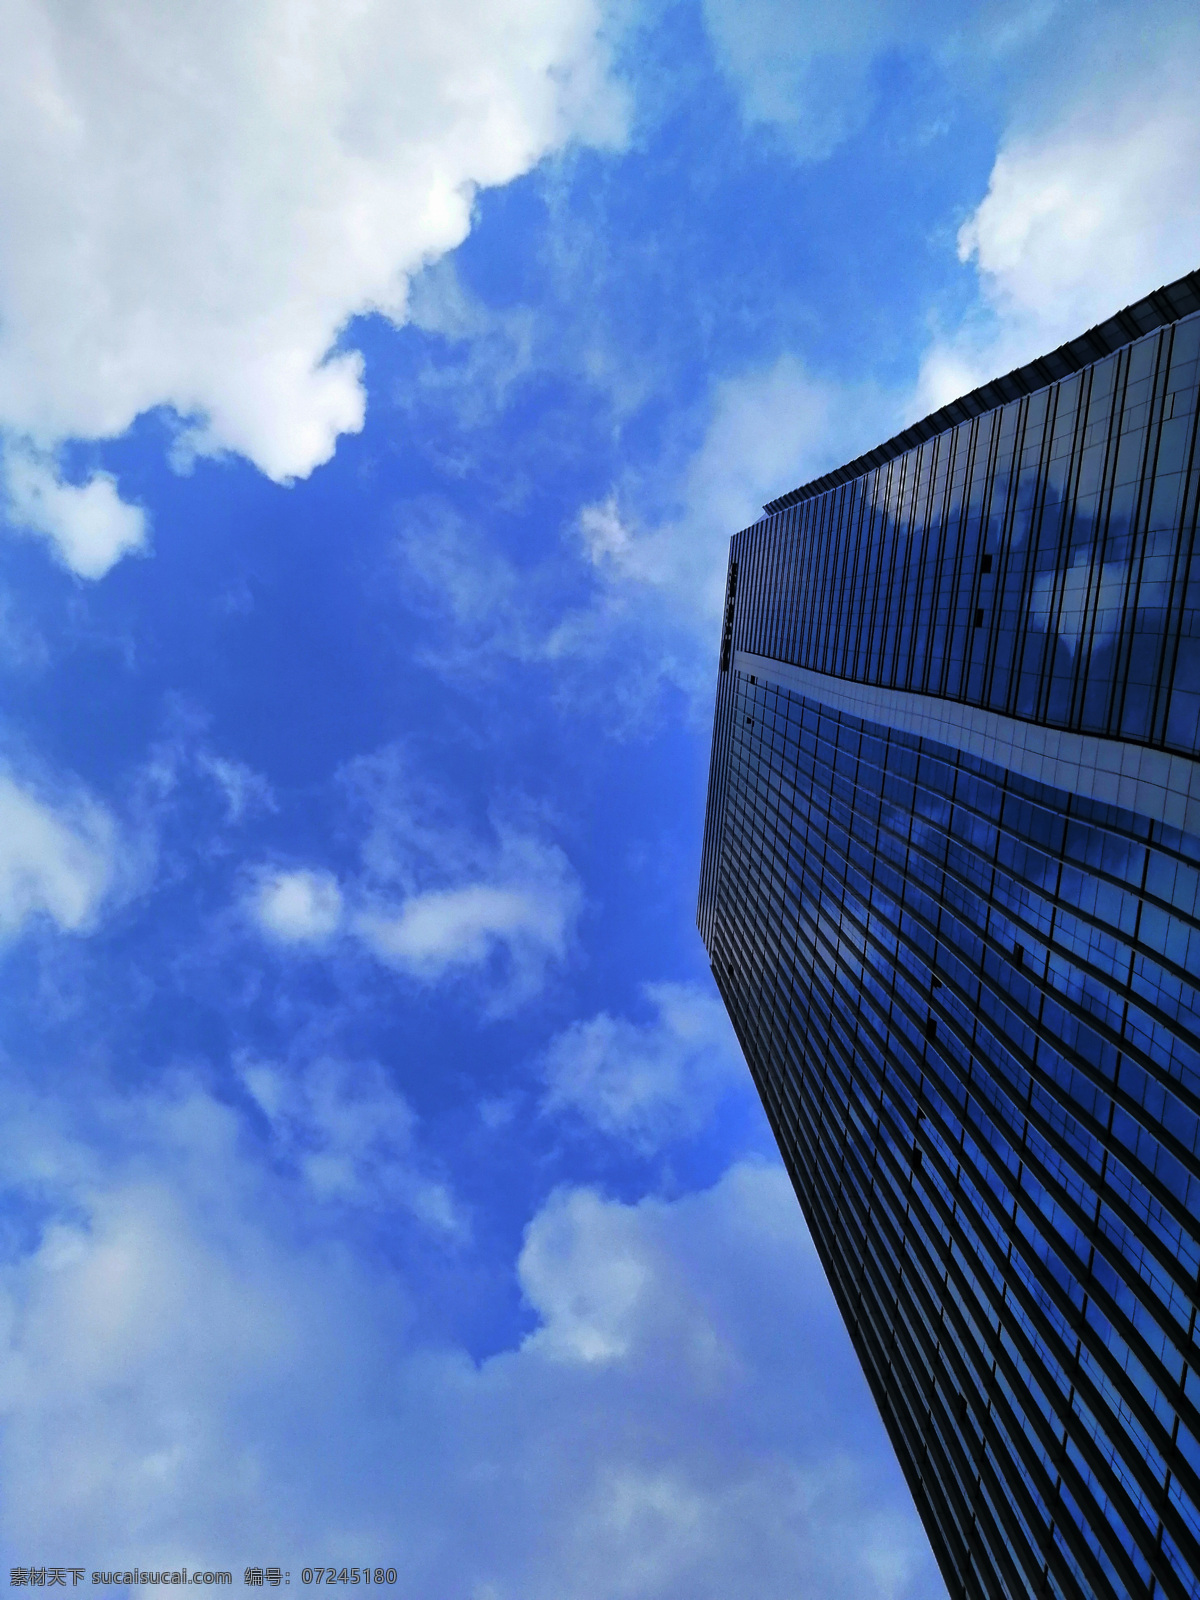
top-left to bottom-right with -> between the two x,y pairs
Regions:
698,307 -> 1200,1598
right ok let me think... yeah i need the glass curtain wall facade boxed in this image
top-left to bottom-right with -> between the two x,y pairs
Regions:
698,274 -> 1200,1600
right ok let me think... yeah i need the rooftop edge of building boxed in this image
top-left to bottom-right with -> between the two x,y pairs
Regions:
762,267 -> 1200,516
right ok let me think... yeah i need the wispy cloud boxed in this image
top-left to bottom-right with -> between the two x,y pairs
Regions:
700,0 -> 1048,161
356,864 -> 575,989
541,982 -> 744,1153
394,357 -> 896,722
195,753 -> 276,827
243,750 -> 581,1011
559,356 -> 897,705
348,825 -> 580,1007
0,769 -> 121,940
240,1054 -> 466,1238
576,357 -> 863,626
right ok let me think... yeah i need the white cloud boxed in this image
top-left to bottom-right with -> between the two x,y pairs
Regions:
0,1077 -> 943,1597
917,10 -> 1200,411
250,866 -> 344,945
0,772 -> 118,939
2,446 -> 148,578
240,1055 -> 465,1237
542,982 -> 744,1152
340,750 -> 582,1006
359,883 -> 548,968
355,833 -> 580,1003
0,0 -> 626,572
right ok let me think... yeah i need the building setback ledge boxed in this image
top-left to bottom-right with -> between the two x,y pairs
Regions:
735,650 -> 1200,840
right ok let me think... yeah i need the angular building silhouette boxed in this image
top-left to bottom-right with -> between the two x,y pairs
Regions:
698,272 -> 1200,1600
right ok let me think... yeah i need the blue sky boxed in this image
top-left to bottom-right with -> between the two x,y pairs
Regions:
1,1 -> 1199,1593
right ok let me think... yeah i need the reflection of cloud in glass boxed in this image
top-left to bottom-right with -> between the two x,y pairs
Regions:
1029,549 -> 1129,658
1026,505 -> 1186,670
1134,530 -> 1181,613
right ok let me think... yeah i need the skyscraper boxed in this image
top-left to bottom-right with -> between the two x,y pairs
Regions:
698,272 -> 1200,1600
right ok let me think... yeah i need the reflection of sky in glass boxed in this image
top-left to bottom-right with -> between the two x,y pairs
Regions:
702,664 -> 1200,1598
731,308 -> 1200,758
699,288 -> 1200,1600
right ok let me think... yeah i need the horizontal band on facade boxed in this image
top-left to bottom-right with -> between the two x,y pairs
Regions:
734,649 -> 1200,839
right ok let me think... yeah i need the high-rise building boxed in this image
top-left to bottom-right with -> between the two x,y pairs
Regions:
698,272 -> 1200,1600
